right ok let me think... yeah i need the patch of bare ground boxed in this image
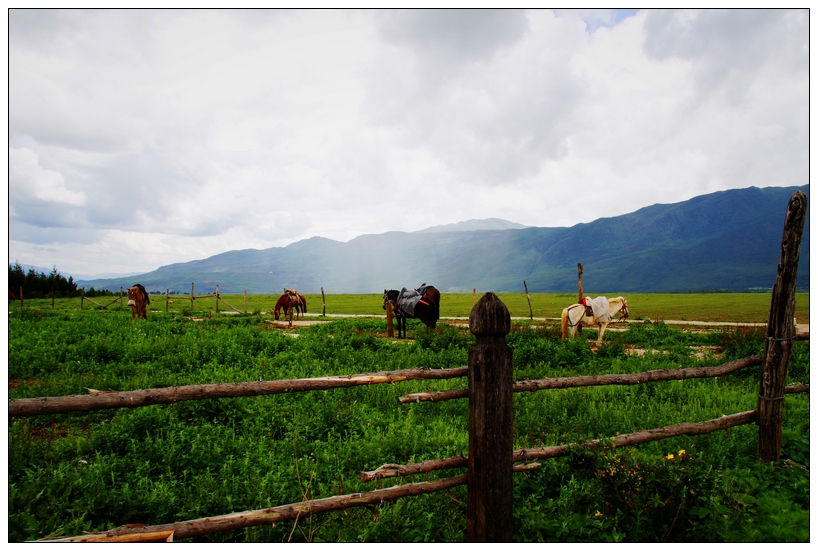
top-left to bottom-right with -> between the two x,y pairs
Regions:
624,345 -> 725,359
9,380 -> 40,390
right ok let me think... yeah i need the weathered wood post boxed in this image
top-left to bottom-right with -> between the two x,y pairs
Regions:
321,287 -> 326,316
215,285 -> 220,313
523,280 -> 533,320
467,292 -> 513,542
577,263 -> 584,335
386,301 -> 394,338
757,190 -> 807,463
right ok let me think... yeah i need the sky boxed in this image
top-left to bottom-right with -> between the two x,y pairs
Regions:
6,8 -> 811,279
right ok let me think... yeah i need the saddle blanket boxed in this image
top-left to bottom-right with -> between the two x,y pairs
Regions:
395,285 -> 433,317
395,288 -> 420,317
582,296 -> 611,322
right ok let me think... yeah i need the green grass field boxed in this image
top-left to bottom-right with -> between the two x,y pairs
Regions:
7,300 -> 810,542
9,291 -> 810,323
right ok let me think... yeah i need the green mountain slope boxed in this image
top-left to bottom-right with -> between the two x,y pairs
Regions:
80,185 -> 809,294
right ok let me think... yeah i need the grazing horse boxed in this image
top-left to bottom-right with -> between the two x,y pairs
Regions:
383,284 -> 441,338
127,284 -> 150,320
274,290 -> 306,327
561,296 -> 628,346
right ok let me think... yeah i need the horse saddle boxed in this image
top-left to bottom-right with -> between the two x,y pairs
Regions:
395,288 -> 422,317
584,297 -> 611,322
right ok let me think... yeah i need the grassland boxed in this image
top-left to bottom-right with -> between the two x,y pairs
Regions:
7,296 -> 810,543
10,291 -> 811,323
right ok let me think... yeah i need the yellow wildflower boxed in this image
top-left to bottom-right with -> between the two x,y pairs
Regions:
665,453 -> 675,460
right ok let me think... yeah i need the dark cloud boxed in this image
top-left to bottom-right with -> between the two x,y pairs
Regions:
642,9 -> 808,99
376,9 -> 528,63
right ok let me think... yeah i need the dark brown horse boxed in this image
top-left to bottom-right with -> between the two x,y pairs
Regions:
127,284 -> 150,320
383,284 -> 440,338
274,290 -> 306,327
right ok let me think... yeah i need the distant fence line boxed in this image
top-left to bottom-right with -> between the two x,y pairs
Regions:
13,282 -> 333,317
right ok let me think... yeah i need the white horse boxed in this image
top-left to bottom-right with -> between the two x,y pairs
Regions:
561,296 -> 629,346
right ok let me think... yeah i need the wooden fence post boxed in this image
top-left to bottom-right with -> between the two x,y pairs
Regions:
467,292 -> 513,542
321,287 -> 326,316
577,263 -> 584,335
386,301 -> 394,338
757,190 -> 807,463
215,285 -> 220,313
523,280 -> 532,320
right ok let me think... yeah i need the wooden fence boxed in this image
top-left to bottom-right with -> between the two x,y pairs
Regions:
10,191 -> 809,542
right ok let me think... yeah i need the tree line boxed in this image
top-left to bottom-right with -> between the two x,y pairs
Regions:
8,262 -> 112,299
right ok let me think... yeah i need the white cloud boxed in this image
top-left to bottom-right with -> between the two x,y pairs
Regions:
9,147 -> 87,207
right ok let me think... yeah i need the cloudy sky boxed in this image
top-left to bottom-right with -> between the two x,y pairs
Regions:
6,8 -> 810,278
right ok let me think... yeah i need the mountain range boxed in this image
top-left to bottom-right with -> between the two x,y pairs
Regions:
78,185 -> 809,295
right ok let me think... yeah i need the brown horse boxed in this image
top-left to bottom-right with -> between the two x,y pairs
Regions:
383,284 -> 441,338
274,290 -> 306,327
127,284 -> 150,320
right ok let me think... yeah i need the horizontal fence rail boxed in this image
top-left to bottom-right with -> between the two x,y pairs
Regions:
399,355 -> 763,403
8,367 -> 468,417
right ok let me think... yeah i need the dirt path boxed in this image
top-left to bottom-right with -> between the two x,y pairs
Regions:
267,315 -> 809,335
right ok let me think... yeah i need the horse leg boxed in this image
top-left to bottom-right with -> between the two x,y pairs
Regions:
597,322 -> 607,346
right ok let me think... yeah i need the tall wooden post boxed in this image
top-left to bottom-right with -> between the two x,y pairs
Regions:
386,301 -> 394,338
321,287 -> 326,316
523,280 -> 533,320
577,263 -> 584,335
577,263 -> 584,302
467,292 -> 513,542
215,285 -> 220,313
757,190 -> 807,463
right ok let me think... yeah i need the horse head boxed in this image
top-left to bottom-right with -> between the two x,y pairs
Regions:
383,289 -> 398,310
616,297 -> 629,319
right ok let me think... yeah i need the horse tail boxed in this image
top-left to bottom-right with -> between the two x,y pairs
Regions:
300,294 -> 307,313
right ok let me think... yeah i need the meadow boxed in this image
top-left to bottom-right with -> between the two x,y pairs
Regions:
14,291 -> 811,322
7,293 -> 810,542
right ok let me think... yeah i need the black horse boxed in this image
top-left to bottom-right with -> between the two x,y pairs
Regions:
382,284 -> 441,338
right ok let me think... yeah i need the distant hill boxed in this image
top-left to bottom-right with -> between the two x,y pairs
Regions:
416,218 -> 529,233
79,185 -> 809,295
